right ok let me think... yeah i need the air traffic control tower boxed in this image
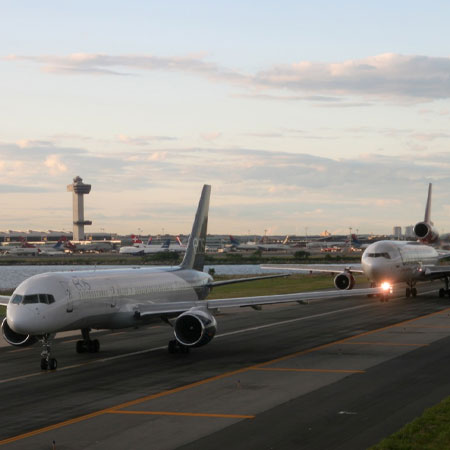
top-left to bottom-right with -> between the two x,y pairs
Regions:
67,176 -> 92,241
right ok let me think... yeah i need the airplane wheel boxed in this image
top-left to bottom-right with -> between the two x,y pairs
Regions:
76,340 -> 85,353
411,288 -> 417,297
48,358 -> 57,370
93,339 -> 100,353
168,340 -> 177,354
40,358 -> 48,370
405,288 -> 411,298
439,288 -> 445,298
180,345 -> 190,354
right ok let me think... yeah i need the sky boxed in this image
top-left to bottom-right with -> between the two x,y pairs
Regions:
1,1 -> 450,236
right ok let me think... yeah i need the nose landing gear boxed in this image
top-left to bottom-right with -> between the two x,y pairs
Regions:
40,334 -> 57,370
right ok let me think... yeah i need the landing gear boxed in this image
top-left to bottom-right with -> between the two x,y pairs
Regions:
168,339 -> 190,354
40,334 -> 57,371
76,328 -> 100,354
439,277 -> 450,298
405,283 -> 417,298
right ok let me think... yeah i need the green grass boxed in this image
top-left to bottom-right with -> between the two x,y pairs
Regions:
370,396 -> 450,449
208,273 -> 364,299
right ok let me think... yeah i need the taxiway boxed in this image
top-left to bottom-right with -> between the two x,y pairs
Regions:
1,282 -> 450,449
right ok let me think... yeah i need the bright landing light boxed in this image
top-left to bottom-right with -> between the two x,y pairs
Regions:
381,282 -> 392,293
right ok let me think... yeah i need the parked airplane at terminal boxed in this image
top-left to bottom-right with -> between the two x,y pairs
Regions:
119,239 -> 171,255
0,185 -> 385,371
263,184 -> 450,300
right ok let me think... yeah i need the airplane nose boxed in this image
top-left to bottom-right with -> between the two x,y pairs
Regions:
6,305 -> 38,335
363,259 -> 387,283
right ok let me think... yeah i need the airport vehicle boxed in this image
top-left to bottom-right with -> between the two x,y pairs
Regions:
263,184 -> 450,299
0,185 -> 385,371
119,239 -> 171,255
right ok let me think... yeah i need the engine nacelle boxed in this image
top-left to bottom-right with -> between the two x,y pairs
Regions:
174,308 -> 217,347
414,222 -> 439,243
1,318 -> 37,347
334,272 -> 355,290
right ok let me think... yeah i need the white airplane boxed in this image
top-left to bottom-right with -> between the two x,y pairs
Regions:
0,185 -> 386,371
119,238 -> 171,255
263,183 -> 450,300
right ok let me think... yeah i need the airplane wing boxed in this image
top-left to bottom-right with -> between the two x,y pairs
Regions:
422,265 -> 450,279
0,295 -> 10,306
209,274 -> 289,288
135,286 -> 386,318
261,263 -> 364,274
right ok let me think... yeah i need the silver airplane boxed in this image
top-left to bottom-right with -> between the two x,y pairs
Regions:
263,183 -> 450,300
0,185 -> 385,371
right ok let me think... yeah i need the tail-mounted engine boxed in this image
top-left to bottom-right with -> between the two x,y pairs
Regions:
334,272 -> 355,290
1,318 -> 37,347
174,308 -> 217,347
414,222 -> 439,244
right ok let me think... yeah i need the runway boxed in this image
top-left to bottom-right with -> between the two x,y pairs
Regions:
1,282 -> 450,449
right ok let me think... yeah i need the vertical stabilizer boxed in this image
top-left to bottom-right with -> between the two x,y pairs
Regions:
424,183 -> 433,224
180,185 -> 211,271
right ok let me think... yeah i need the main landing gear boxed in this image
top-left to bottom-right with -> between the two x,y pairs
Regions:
439,277 -> 450,298
40,334 -> 57,371
168,339 -> 190,354
76,328 -> 100,354
405,283 -> 417,298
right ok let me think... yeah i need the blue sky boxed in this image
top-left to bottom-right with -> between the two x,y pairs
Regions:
1,1 -> 450,235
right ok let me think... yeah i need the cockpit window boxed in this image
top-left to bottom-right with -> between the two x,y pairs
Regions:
367,252 -> 391,259
18,294 -> 55,305
39,294 -> 55,304
11,294 -> 23,304
22,294 -> 39,304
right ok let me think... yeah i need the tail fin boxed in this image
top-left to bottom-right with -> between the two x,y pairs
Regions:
146,236 -> 153,245
180,185 -> 211,271
229,235 -> 240,246
424,183 -> 433,224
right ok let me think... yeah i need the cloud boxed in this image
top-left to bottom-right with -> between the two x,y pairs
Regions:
7,52 -> 450,102
44,155 -> 68,174
1,140 -> 450,234
200,132 -> 222,142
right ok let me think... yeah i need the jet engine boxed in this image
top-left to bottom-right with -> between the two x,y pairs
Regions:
414,221 -> 439,244
334,272 -> 355,290
1,318 -> 37,347
174,308 -> 217,347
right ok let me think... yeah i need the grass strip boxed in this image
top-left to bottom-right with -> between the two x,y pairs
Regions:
370,396 -> 450,449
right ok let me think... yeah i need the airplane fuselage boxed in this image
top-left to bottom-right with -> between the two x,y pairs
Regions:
6,266 -> 212,336
361,240 -> 439,284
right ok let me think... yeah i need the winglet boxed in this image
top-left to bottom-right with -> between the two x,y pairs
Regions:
180,185 -> 211,271
424,183 -> 432,224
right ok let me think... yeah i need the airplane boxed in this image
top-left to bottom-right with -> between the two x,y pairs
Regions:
3,238 -> 40,256
263,183 -> 450,301
0,185 -> 387,371
228,235 -> 259,251
257,235 -> 291,251
168,236 -> 187,253
37,239 -> 66,256
119,239 -> 171,255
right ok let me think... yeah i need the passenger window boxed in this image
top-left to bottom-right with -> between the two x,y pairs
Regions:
11,294 -> 23,304
23,294 -> 39,304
